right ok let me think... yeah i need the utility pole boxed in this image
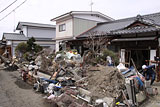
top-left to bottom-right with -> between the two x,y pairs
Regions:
90,0 -> 94,11
13,10 -> 16,32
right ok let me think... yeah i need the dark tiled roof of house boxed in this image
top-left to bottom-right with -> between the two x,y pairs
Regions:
110,26 -> 160,35
112,37 -> 156,42
3,33 -> 28,41
77,12 -> 160,38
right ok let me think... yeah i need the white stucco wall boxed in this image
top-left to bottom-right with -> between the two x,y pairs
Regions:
22,26 -> 28,37
56,18 -> 73,39
55,41 -> 60,52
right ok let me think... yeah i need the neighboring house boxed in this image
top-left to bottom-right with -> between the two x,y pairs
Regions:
0,40 -> 6,56
2,33 -> 28,58
76,12 -> 160,69
16,22 -> 56,49
50,11 -> 114,52
2,22 -> 56,57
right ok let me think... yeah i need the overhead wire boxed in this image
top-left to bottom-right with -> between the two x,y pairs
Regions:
0,0 -> 18,14
0,0 -> 27,22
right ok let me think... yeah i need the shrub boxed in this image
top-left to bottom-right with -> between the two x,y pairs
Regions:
15,42 -> 28,53
102,49 -> 119,65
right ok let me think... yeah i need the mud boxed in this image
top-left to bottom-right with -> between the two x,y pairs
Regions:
14,78 -> 32,89
85,66 -> 125,100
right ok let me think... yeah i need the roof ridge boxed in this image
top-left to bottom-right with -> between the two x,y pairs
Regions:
18,21 -> 55,26
51,11 -> 114,21
3,32 -> 24,35
98,11 -> 160,25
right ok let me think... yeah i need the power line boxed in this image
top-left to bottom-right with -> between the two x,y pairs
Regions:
0,0 -> 18,14
0,0 -> 27,22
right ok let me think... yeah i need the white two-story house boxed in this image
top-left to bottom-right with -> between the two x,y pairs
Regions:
2,22 -> 56,57
51,11 -> 114,52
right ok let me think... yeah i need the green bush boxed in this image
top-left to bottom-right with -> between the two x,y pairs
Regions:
15,37 -> 43,61
34,44 -> 43,53
15,42 -> 28,53
23,52 -> 29,61
102,49 -> 119,65
56,51 -> 66,55
27,37 -> 42,53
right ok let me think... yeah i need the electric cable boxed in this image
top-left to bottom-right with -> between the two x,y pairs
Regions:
0,0 -> 18,14
0,0 -> 27,22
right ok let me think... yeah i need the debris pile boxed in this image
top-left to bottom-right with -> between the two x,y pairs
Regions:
2,48 -> 159,107
83,67 -> 125,99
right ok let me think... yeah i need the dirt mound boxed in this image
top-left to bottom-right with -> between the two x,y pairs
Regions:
85,66 -> 125,100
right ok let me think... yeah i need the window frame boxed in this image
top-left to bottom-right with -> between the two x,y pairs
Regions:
59,24 -> 66,32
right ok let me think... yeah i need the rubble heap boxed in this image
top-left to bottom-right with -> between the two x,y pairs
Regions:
12,48 -> 158,107
84,66 -> 125,99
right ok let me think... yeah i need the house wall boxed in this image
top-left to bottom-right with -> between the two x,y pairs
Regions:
22,26 -> 28,37
55,13 -> 112,39
54,13 -> 112,52
73,18 -> 97,37
56,18 -> 73,39
27,26 -> 56,39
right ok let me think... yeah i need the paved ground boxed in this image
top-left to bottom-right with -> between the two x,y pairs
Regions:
0,69 -> 50,107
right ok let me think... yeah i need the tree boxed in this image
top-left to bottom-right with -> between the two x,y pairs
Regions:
26,37 -> 42,53
83,31 -> 110,53
15,37 -> 43,61
82,31 -> 119,66
34,44 -> 43,53
15,42 -> 28,54
27,37 -> 36,52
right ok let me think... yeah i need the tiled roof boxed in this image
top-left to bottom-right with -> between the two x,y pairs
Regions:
112,37 -> 156,42
77,12 -> 160,38
110,26 -> 160,35
3,33 -> 28,41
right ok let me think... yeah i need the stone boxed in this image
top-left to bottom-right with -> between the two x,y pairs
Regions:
136,91 -> 146,103
144,80 -> 151,88
146,87 -> 153,95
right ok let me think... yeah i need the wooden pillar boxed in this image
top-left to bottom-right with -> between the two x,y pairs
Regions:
156,31 -> 160,82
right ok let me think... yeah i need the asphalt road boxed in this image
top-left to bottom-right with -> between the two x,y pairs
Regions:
0,69 -> 50,107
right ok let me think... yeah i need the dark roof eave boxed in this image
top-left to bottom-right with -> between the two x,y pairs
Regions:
111,37 -> 156,42
109,29 -> 160,36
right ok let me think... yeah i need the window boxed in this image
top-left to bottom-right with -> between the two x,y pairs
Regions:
59,24 -> 66,32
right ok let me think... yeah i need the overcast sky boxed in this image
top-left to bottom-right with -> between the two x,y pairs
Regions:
0,0 -> 160,39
